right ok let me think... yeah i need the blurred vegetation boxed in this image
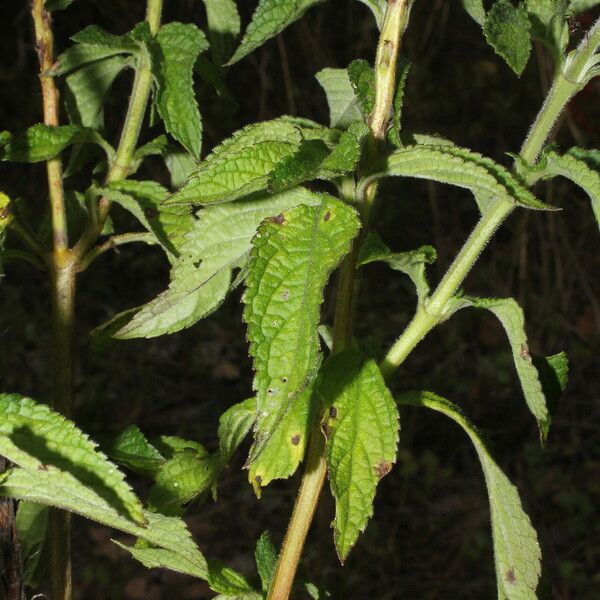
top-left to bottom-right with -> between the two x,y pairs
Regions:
0,0 -> 599,598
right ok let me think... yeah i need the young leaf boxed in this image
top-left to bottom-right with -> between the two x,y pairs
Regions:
99,180 -> 194,256
315,68 -> 363,130
347,59 -> 376,117
446,296 -> 558,440
484,0 -> 532,76
167,117 -> 334,205
70,24 -> 145,52
398,391 -> 541,600
366,144 -> 551,211
108,425 -> 165,477
201,0 -> 241,64
0,192 -> 13,234
152,23 -> 208,159
254,531 -> 278,592
356,0 -> 387,28
2,124 -> 112,163
321,121 -> 370,174
228,0 -> 324,65
461,0 -> 486,26
538,148 -> 600,228
357,232 -> 436,303
318,349 -> 399,561
243,195 -> 360,490
148,448 -> 220,516
388,59 -> 411,149
218,398 -> 256,467
0,394 -> 145,525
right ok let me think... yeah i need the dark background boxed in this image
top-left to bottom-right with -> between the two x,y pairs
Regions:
1,0 -> 599,598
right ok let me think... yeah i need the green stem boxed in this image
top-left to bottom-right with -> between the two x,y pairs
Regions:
266,4 -> 413,599
380,16 -> 600,378
74,0 -> 164,261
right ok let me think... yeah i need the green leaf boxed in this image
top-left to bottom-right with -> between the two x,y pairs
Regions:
484,0 -> 532,76
164,148 -> 198,188
50,44 -> 132,77
2,124 -> 112,163
388,59 -> 411,149
108,425 -> 165,477
99,180 -> 194,256
228,0 -> 324,65
526,0 -> 569,63
15,501 -> 48,587
0,394 -> 145,525
538,148 -> 600,228
318,349 -> 399,561
357,232 -> 436,303
45,0 -> 76,10
569,0 -> 600,12
367,144 -> 551,211
462,0 -> 486,26
321,121 -> 370,173
148,448 -> 220,516
112,259 -> 232,339
446,296 -> 554,440
168,117 -> 334,205
254,531 -> 278,592
71,24 -> 146,51
356,0 -> 387,28
218,398 -> 256,467
347,60 -> 376,118
152,23 -> 208,158
315,68 -> 363,130
243,195 -> 360,490
0,192 -> 13,234
201,0 -> 241,64
532,351 -> 569,439
398,391 -> 541,599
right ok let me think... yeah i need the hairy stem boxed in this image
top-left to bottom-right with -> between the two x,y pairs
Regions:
380,17 -> 600,377
74,0 -> 164,261
266,4 -> 413,599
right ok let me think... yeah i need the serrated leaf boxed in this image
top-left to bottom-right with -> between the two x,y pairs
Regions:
321,121 -> 370,173
462,0 -> 486,25
113,259 -> 231,339
484,0 -> 532,76
228,0 -> 324,65
255,531 -> 278,592
388,59 -> 411,148
398,391 -> 541,599
148,449 -> 220,516
446,296 -> 552,439
218,398 -> 256,467
108,425 -> 165,477
347,60 -> 376,117
0,394 -> 145,525
100,180 -> 194,256
367,144 -> 551,211
318,349 -> 399,561
526,0 -> 569,63
315,68 -> 363,129
243,196 -> 360,490
0,466 -> 209,579
357,232 -> 436,303
201,0 -> 241,64
356,0 -> 387,28
152,23 -> 208,158
569,0 -> 600,12
168,117 -> 334,205
539,148 -> 600,228
71,24 -> 145,51
2,124 -> 112,163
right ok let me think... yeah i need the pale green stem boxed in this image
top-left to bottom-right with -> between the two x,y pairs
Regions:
266,3 -> 414,600
74,0 -> 164,260
380,16 -> 600,377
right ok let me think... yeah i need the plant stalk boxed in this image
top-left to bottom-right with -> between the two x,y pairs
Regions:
266,3 -> 413,599
74,0 -> 164,261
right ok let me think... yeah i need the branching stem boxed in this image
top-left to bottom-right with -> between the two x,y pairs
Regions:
266,3 -> 413,599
